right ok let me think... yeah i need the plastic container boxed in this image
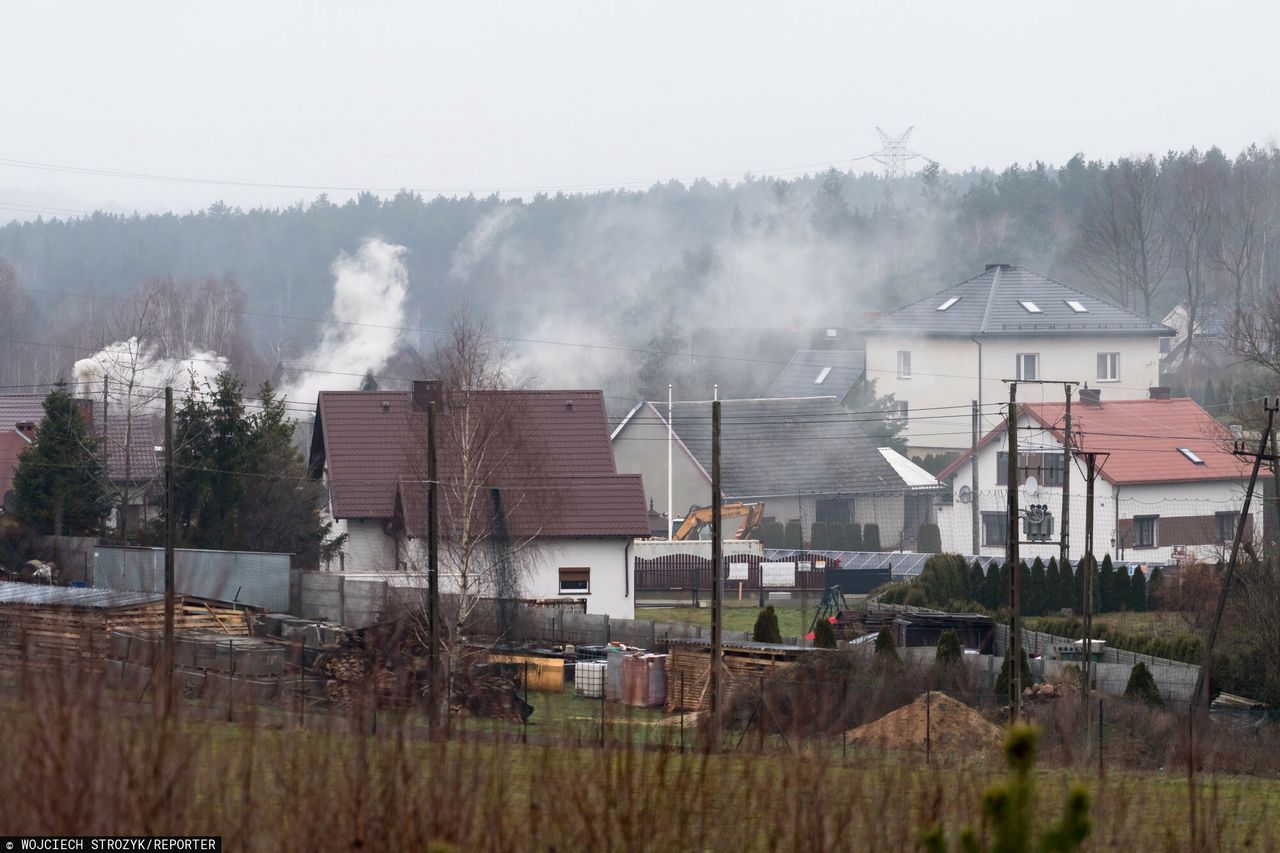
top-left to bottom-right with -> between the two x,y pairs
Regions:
575,660 -> 606,698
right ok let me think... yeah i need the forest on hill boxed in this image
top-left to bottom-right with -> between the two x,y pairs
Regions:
1,144 -> 1277,408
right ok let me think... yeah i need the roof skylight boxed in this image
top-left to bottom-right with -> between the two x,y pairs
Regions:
1066,299 -> 1088,313
936,297 -> 960,311
1019,301 -> 1043,314
1177,448 -> 1205,465
814,367 -> 832,384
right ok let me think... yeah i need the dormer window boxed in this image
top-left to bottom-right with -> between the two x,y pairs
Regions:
936,297 -> 960,311
1019,301 -> 1042,314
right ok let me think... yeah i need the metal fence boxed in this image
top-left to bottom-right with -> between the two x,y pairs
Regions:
634,554 -> 886,598
93,545 -> 291,612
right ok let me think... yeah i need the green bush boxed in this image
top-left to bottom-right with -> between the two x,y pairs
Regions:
862,523 -> 881,551
916,522 -> 942,553
752,606 -> 783,644
995,647 -> 1033,703
1124,661 -> 1164,707
810,521 -> 829,550
936,629 -> 962,665
848,523 -> 863,551
782,520 -> 803,550
813,619 -> 837,649
874,626 -> 900,663
759,521 -> 785,549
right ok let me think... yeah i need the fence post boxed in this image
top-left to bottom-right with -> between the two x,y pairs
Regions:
926,690 -> 932,766
1098,698 -> 1104,778
227,639 -> 234,723
522,660 -> 529,745
679,671 -> 685,753
757,674 -> 765,753
600,676 -> 606,748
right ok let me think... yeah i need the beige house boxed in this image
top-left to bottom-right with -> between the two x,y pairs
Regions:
862,264 -> 1174,454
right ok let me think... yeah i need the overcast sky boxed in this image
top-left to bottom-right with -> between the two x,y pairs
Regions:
4,0 -> 1279,220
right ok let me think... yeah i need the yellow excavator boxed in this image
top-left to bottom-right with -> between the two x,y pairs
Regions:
672,502 -> 766,541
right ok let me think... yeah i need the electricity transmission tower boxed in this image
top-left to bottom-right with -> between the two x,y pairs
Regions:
870,127 -> 922,179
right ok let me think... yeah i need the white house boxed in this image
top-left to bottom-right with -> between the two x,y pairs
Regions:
934,390 -> 1260,566
861,264 -> 1174,454
610,395 -> 942,550
308,381 -> 649,619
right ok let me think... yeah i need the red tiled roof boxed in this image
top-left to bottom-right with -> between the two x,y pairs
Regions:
311,386 -> 645,537
0,394 -> 157,485
938,397 -> 1248,486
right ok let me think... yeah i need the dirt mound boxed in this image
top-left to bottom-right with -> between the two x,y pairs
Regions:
845,692 -> 1003,756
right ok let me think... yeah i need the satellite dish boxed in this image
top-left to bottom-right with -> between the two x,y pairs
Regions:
957,485 -> 973,505
1023,475 -> 1039,497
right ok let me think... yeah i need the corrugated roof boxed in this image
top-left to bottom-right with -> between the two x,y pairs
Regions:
312,386 -> 646,537
938,397 -> 1247,486
0,580 -> 164,609
861,264 -> 1174,338
766,349 -> 866,400
650,396 -> 939,497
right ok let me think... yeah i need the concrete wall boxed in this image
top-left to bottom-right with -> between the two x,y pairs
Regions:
611,401 -> 712,521
866,333 -> 1162,452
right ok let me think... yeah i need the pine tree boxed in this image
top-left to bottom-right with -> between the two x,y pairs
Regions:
752,606 -> 783,643
1018,560 -> 1033,616
1099,555 -> 1116,612
813,618 -> 837,649
1124,661 -> 1163,706
782,520 -> 803,550
12,383 -> 109,535
875,626 -> 900,663
810,521 -> 829,550
863,523 -> 882,551
848,523 -> 863,551
968,560 -> 987,606
1030,557 -> 1047,616
917,522 -> 942,553
1129,567 -> 1147,612
996,647 -> 1034,702
1148,566 -> 1165,609
936,629 -> 963,665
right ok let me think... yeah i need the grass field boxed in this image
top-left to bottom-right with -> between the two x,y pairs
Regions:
642,599 -> 821,639
1027,610 -> 1197,640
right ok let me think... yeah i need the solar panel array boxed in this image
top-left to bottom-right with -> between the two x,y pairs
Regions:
762,550 -> 1002,577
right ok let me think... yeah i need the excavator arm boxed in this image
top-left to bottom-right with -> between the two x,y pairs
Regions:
672,502 -> 765,541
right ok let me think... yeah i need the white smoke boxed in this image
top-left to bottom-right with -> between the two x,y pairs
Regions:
278,238 -> 408,406
73,338 -> 229,412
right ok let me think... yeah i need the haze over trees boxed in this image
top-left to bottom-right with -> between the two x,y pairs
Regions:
2,145 -> 1279,407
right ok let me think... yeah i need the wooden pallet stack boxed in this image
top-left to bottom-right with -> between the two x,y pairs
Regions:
664,639 -> 809,713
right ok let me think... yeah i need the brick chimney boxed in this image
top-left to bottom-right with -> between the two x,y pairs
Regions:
1148,386 -> 1171,400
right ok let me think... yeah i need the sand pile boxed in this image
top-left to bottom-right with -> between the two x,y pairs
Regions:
846,691 -> 1003,755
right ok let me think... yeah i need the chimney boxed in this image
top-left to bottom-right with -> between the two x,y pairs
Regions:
411,380 -> 443,413
1079,387 -> 1101,407
1148,386 -> 1171,400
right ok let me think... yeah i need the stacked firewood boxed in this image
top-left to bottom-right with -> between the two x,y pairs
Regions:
450,662 -> 532,723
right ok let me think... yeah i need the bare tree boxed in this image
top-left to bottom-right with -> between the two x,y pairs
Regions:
1167,151 -> 1223,371
1072,155 -> 1171,315
0,259 -> 41,386
1212,146 -> 1278,318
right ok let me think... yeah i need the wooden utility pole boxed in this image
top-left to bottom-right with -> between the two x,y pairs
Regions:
427,400 -> 442,734
1006,383 -> 1022,721
709,399 -> 723,752
1193,398 -> 1278,709
971,400 -> 980,554
163,385 -> 176,712
1060,385 -> 1072,568
1082,451 -> 1098,747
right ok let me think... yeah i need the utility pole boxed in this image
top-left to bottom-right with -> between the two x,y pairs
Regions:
1193,398 -> 1278,710
1060,385 -> 1072,568
667,384 -> 674,541
163,385 -> 175,714
427,400 -> 441,735
709,399 -> 723,752
1006,383 -> 1022,722
1082,451 -> 1098,749
971,400 -> 980,555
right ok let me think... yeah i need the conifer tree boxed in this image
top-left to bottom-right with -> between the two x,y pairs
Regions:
12,383 -> 108,535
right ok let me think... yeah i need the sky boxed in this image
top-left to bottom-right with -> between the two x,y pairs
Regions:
4,0 -> 1280,220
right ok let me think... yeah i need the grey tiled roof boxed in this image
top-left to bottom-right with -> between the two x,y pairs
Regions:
766,350 -> 866,401
666,396 -> 931,498
861,264 -> 1174,338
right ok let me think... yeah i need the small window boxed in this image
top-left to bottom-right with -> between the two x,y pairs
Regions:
895,400 -> 909,421
558,567 -> 590,595
936,297 -> 960,311
1133,516 -> 1158,549
1019,301 -> 1042,314
982,512 -> 1008,546
1215,511 -> 1239,544
1065,300 -> 1088,313
814,367 -> 832,385
1016,353 -> 1039,381
1097,352 -> 1119,382
897,350 -> 912,379
1177,448 -> 1205,465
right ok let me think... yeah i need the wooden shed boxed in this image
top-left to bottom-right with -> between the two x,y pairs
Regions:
664,638 -> 811,713
0,581 -> 249,668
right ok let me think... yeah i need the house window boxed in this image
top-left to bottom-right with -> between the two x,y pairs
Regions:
997,451 -> 1063,487
1016,353 -> 1039,381
1133,516 -> 1158,549
982,512 -> 1008,547
815,498 -> 853,524
897,351 -> 912,379
895,400 -> 909,421
996,451 -> 1009,486
1039,453 -> 1065,487
558,567 -> 591,595
1097,352 -> 1119,382
1215,512 -> 1239,544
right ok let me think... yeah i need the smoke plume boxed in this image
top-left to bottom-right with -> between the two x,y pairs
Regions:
73,338 -> 229,411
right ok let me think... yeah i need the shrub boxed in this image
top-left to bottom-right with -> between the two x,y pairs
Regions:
848,523 -> 863,551
813,619 -> 837,649
1124,661 -> 1164,707
752,606 -> 782,644
810,521 -> 829,550
995,647 -> 1033,703
863,523 -> 881,551
759,521 -> 785,549
916,522 -> 942,553
782,520 -> 803,550
936,629 -> 962,665
874,626 -> 900,663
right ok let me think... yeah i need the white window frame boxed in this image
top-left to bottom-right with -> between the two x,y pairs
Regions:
896,350 -> 912,379
895,400 -> 909,422
1015,353 -> 1039,381
1097,352 -> 1120,382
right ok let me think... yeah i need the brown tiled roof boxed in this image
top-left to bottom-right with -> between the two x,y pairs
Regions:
938,397 -> 1247,486
311,386 -> 645,537
0,393 -> 157,485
